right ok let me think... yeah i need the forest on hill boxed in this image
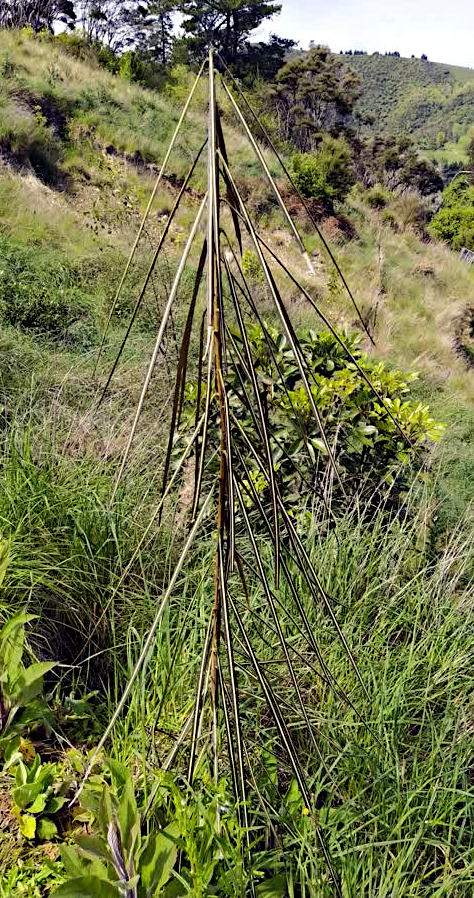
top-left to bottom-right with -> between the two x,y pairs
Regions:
0,4 -> 473,897
339,52 -> 474,158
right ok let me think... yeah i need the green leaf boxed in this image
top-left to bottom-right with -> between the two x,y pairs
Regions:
97,786 -> 115,838
19,813 -> 36,839
116,772 -> 139,863
47,795 -> 68,814
11,661 -> 56,704
13,780 -> 45,810
27,792 -> 48,814
61,845 -> 92,878
37,817 -> 58,840
256,874 -> 287,898
139,822 -> 179,893
75,833 -> 110,863
51,876 -> 120,898
0,612 -> 35,684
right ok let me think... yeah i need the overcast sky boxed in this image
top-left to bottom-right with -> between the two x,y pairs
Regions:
256,0 -> 474,68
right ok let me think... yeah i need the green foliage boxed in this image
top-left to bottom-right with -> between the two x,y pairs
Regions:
0,610 -> 55,767
53,761 -> 249,898
52,32 -> 120,74
292,154 -> 332,205
292,136 -> 355,206
118,51 -> 143,83
0,236 -> 96,339
267,45 -> 361,150
430,175 -> 474,250
241,249 -> 263,283
182,325 -> 443,512
10,754 -> 69,841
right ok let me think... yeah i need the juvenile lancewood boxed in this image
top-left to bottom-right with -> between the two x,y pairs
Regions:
94,59 -> 208,373
81,52 -> 377,894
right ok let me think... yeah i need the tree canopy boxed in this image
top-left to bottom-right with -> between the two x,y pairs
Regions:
178,0 -> 281,65
267,45 -> 361,151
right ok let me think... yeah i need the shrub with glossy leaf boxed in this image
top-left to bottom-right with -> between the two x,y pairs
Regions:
183,326 -> 443,511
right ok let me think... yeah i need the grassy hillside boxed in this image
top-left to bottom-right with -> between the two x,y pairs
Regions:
0,31 -> 474,897
342,53 -> 474,159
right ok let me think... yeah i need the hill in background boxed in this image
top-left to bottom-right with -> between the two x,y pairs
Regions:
341,52 -> 474,164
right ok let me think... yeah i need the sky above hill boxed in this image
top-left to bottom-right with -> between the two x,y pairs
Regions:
258,0 -> 474,68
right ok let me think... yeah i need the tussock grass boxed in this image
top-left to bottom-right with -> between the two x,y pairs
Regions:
102,484 -> 474,895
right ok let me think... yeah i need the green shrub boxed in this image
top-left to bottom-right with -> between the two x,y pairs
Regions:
52,33 -> 119,74
430,175 -> 474,249
241,249 -> 263,284
430,206 -> 474,250
0,609 -> 55,768
182,325 -> 443,511
292,136 -> 355,206
366,184 -> 390,208
292,152 -> 332,205
118,50 -> 142,83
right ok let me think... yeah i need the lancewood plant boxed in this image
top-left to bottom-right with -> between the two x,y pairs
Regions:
79,50 -> 420,895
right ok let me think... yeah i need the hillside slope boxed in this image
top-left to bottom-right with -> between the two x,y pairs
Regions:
0,32 -> 474,897
342,53 -> 474,158
0,30 -> 472,521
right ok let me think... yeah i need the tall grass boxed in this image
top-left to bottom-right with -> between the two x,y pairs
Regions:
102,483 -> 474,896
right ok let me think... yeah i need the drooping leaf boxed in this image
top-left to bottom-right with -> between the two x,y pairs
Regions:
37,817 -> 58,840
138,821 -> 179,893
51,876 -> 120,898
11,661 -> 56,705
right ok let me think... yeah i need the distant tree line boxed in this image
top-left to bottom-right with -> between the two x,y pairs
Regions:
341,49 -> 429,61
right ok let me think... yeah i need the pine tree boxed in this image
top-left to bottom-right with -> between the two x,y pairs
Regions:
178,0 -> 281,65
